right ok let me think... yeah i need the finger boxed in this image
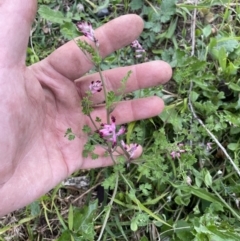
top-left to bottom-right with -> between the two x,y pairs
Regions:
81,144 -> 143,169
44,14 -> 144,80
86,96 -> 164,129
75,61 -> 172,103
0,0 -> 37,67
81,96 -> 163,169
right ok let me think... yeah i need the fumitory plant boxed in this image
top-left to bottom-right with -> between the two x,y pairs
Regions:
64,20 -> 145,240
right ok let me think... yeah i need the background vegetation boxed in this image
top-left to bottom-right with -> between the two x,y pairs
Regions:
2,0 -> 240,240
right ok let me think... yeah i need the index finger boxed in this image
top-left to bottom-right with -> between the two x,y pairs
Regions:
44,14 -> 144,80
0,0 -> 37,67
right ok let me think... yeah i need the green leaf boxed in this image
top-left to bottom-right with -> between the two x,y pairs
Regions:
160,0 -> 177,23
227,143 -> 238,151
170,183 -> 223,206
38,5 -> 68,24
204,170 -> 212,187
58,230 -> 72,241
129,0 -> 144,10
218,47 -> 227,71
202,25 -> 212,38
140,236 -> 149,241
30,201 -> 40,216
130,221 -> 138,231
159,108 -> 183,131
228,82 -> 240,92
216,36 -> 239,53
175,220 -> 193,240
94,0 -> 109,13
129,193 -> 171,227
68,204 -> 73,231
210,35 -> 239,59
190,91 -> 199,102
60,22 -> 79,40
72,200 -> 98,240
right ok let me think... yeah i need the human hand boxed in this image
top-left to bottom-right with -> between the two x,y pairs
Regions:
0,0 -> 172,216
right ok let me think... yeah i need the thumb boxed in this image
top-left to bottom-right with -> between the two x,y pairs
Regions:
0,0 -> 37,67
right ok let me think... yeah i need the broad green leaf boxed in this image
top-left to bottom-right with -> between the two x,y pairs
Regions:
60,22 -> 79,40
30,201 -> 41,216
175,220 -> 193,240
129,0 -> 144,10
159,108 -> 183,131
227,143 -> 238,151
140,236 -> 149,241
174,195 -> 191,206
58,230 -> 72,241
216,36 -> 239,53
204,170 -> 212,187
95,0 -> 109,13
38,5 -> 68,24
190,91 -> 199,102
202,25 -> 212,38
130,221 -> 138,231
160,0 -> 177,23
228,82 -> 240,92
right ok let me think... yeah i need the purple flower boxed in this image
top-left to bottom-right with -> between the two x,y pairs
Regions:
206,142 -> 213,151
99,116 -> 126,147
170,143 -> 186,159
131,40 -> 145,58
170,151 -> 181,159
89,80 -> 102,94
121,140 -> 139,159
76,21 -> 99,45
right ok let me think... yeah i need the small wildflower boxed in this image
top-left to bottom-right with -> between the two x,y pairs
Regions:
206,142 -> 213,151
121,140 -> 139,159
167,195 -> 172,202
186,176 -> 192,185
236,198 -> 240,209
217,170 -> 223,175
89,80 -> 102,94
170,143 -> 186,159
76,21 -> 99,45
99,116 -> 126,148
76,3 -> 84,12
131,40 -> 145,58
170,151 -> 180,159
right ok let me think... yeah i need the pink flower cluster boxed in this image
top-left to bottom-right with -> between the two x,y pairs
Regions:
98,116 -> 138,159
89,80 -> 102,94
121,140 -> 138,159
170,143 -> 186,159
98,116 -> 126,148
131,40 -> 145,58
76,21 -> 99,46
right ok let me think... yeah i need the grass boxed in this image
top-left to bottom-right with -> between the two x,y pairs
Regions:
2,0 -> 240,240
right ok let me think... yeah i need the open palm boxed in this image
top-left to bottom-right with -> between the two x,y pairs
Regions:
0,1 -> 172,216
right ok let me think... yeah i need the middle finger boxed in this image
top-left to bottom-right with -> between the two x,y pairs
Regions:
75,61 -> 172,104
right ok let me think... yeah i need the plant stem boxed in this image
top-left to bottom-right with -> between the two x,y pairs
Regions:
96,173 -> 119,241
95,48 -> 110,124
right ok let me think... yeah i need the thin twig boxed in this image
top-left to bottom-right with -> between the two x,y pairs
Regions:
72,182 -> 101,204
189,104 -> 240,177
187,0 -> 240,177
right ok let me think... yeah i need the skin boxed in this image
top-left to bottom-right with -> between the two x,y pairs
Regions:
0,0 -> 172,216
